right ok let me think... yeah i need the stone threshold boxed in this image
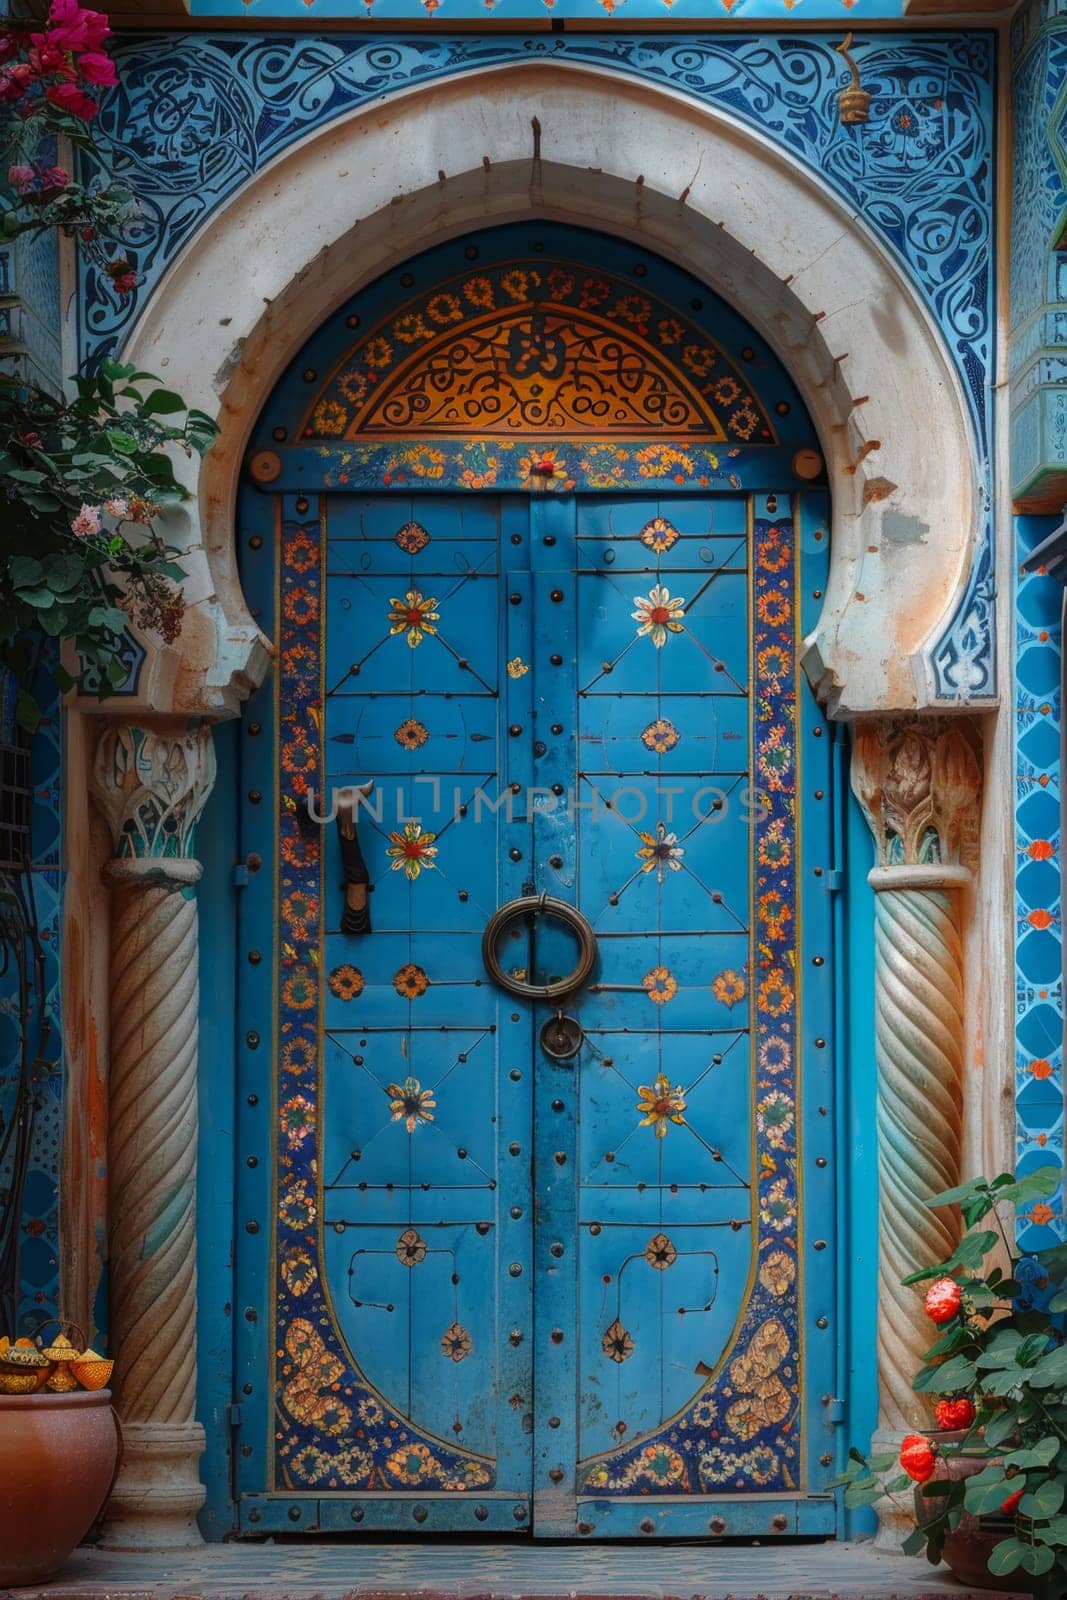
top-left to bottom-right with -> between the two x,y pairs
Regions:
7,1540 -> 1029,1600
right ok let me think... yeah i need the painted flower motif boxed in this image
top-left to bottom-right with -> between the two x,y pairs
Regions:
386,1442 -> 440,1483
727,1379 -> 790,1440
712,376 -> 742,408
280,1179 -> 317,1231
396,1227 -> 427,1267
363,336 -> 393,369
632,584 -> 686,648
758,817 -> 792,869
632,1444 -> 686,1485
636,1072 -> 687,1137
757,522 -> 793,573
759,1176 -> 794,1232
338,368 -> 367,406
395,520 -> 430,554
757,1091 -> 794,1149
519,448 -> 571,490
282,1037 -> 316,1078
683,344 -> 717,379
613,293 -> 650,330
386,1076 -> 436,1133
640,717 -> 681,755
463,275 -> 494,309
281,1246 -> 317,1296
759,1036 -> 791,1076
758,725 -> 792,792
729,402 -> 761,441
440,1322 -> 473,1362
282,967 -> 317,1012
280,1095 -> 315,1146
388,589 -> 440,648
758,1249 -> 796,1298
602,1318 -> 634,1363
756,587 -> 791,629
506,657 -> 529,679
283,889 -> 318,938
642,965 -> 678,1006
310,1393 -> 353,1437
387,820 -> 438,880
394,717 -> 429,752
658,317 -> 684,346
757,643 -> 792,685
312,399 -> 348,436
394,313 -> 431,344
327,960 -> 364,998
758,889 -> 792,944
393,962 -> 429,999
500,269 -> 530,302
744,1445 -> 780,1486
758,968 -> 794,1019
358,1397 -> 384,1425
638,515 -> 680,554
711,969 -> 746,1008
645,1232 -> 677,1270
691,1393 -> 718,1429
286,531 -> 318,574
427,293 -> 463,325
636,822 -> 685,881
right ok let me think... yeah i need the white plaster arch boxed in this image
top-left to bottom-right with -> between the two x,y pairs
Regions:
112,61 -> 980,720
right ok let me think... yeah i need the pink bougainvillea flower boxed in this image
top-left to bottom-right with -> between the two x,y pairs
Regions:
76,49 -> 116,86
0,65 -> 35,104
70,503 -> 101,538
40,165 -> 70,190
46,0 -> 111,53
29,36 -> 77,78
7,165 -> 35,195
45,80 -> 98,120
104,497 -> 129,519
110,270 -> 137,295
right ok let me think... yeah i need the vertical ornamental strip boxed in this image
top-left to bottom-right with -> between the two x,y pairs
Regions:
90,722 -> 216,1549
850,721 -> 981,1548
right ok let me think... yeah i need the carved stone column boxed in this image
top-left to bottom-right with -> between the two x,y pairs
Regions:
851,720 -> 981,1549
90,722 -> 216,1549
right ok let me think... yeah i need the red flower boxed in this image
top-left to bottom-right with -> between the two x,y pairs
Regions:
934,1397 -> 976,1431
924,1277 -> 962,1325
45,79 -> 97,119
77,49 -> 116,86
899,1435 -> 937,1484
46,0 -> 110,54
0,64 -> 35,103
1001,1488 -> 1024,1516
29,36 -> 77,78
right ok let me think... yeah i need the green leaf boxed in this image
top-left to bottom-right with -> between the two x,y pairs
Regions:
1030,1345 -> 1067,1390
902,1527 -> 929,1557
914,1354 -> 976,1393
965,1479 -> 1013,1515
981,1409 -> 1019,1448
1049,1288 -> 1067,1313
1019,1544 -> 1056,1576
1021,1481 -> 1065,1518
105,428 -> 139,455
41,553 -> 85,593
923,1324 -> 975,1360
927,1177 -> 991,1209
8,555 -> 44,588
949,1230 -> 999,1273
997,1167 -> 1061,1207
141,389 -> 187,417
1035,1514 -> 1067,1546
14,585 -> 57,609
104,655 -> 131,688
987,1537 -> 1028,1577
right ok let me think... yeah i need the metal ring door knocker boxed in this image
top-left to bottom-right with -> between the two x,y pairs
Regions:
481,893 -> 597,1059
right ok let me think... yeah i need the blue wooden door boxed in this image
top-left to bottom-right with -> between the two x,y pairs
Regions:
233,224 -> 838,1539
236,484 -> 836,1538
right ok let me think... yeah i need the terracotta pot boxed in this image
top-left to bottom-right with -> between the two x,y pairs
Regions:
0,1388 -> 119,1585
919,1447 -> 1024,1594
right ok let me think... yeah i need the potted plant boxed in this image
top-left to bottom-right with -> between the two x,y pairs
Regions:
833,1166 -> 1067,1596
0,1324 -> 118,1584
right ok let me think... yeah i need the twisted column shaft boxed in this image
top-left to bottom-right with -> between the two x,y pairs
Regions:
108,872 -> 200,1425
871,872 -> 965,1431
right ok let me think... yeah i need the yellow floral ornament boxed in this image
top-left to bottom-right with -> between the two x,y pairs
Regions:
632,584 -> 686,648
385,1076 -> 436,1133
387,589 -> 440,648
636,1072 -> 687,1137
506,657 -> 529,679
387,820 -> 438,880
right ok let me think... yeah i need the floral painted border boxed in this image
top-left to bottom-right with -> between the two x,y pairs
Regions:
581,512 -> 800,1497
272,506 -> 495,1492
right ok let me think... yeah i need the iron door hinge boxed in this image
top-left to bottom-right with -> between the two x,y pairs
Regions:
824,1395 -> 845,1425
233,863 -> 250,888
227,1402 -> 243,1427
827,868 -> 843,893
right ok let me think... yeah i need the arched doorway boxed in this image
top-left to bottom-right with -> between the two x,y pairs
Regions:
232,222 -> 836,1539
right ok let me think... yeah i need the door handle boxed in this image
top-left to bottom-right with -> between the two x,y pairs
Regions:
481,892 -> 597,1002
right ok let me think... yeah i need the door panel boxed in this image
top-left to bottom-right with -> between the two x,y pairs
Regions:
235,484 -> 835,1537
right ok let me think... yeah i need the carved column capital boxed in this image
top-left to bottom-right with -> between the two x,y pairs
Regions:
90,721 -> 216,869
850,717 -> 982,875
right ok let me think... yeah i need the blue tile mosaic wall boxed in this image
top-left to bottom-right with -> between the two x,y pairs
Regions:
1015,519 -> 1066,1253
82,29 -> 996,701
0,660 -> 64,1337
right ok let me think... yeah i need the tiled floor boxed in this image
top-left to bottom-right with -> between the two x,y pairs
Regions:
9,1541 -> 1028,1600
